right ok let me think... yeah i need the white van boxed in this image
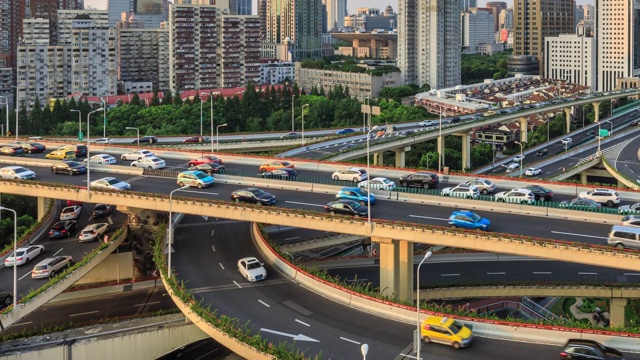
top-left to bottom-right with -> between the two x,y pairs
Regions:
506,163 -> 520,173
608,225 -> 640,250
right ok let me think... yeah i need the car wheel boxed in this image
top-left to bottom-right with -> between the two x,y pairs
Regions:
400,181 -> 407,187
50,270 -> 56,277
132,164 -> 137,167
260,168 -> 266,173
330,211 -> 335,215
422,336 -> 431,343
481,189 -> 489,195
616,243 -> 625,250
255,201 -> 262,206
333,175 -> 339,181
121,156 -> 126,160
606,200 -> 614,207
3,297 -> 10,306
219,169 -> 225,174
68,170 -> 73,175
234,198 -> 240,204
452,342 -> 461,349
353,177 -> 359,182
178,181 -> 185,187
197,183 -> 203,189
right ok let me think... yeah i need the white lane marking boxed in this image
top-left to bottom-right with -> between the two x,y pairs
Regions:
15,321 -> 32,326
532,272 -> 552,275
441,273 -> 460,277
551,231 -> 608,240
624,273 -> 640,276
107,217 -> 114,225
233,281 -> 242,288
285,236 -> 300,241
211,245 -> 216,252
70,311 -> 98,317
258,300 -> 270,308
295,319 -> 310,327
409,215 -> 448,221
285,201 -> 325,207
53,248 -> 63,256
340,337 -> 361,345
211,229 -> 215,236
18,272 -> 31,281
219,263 -> 225,270
578,272 -> 597,275
134,301 -> 160,306
487,272 -> 506,275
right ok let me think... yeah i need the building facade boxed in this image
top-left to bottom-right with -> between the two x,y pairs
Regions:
108,0 -> 135,28
461,8 -> 495,53
117,28 -> 169,91
229,0 -> 252,15
343,7 -> 396,32
397,0 -> 461,89
485,1 -> 507,32
499,8 -> 513,31
544,30 -> 596,90
323,0 -> 347,31
595,0 -> 634,92
265,0 -> 323,61
259,61 -> 295,84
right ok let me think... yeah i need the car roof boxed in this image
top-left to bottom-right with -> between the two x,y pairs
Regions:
2,166 -> 22,170
99,177 -> 116,181
239,256 -> 259,263
83,223 -> 106,230
333,199 -> 359,205
452,210 -> 476,216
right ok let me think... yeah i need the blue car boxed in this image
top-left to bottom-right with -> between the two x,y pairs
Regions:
336,128 -> 356,135
336,187 -> 376,205
448,210 -> 490,231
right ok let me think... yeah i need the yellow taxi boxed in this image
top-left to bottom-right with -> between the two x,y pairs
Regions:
45,149 -> 76,160
420,316 -> 474,349
483,110 -> 496,117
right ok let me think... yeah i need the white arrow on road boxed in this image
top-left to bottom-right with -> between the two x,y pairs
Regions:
259,328 -> 320,342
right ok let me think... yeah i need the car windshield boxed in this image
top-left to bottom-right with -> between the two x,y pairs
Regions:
53,223 -> 64,229
68,162 -> 81,167
106,178 -> 120,185
383,179 -> 392,184
448,321 -> 464,334
195,172 -> 208,179
247,262 -> 262,270
251,189 -> 266,197
33,265 -> 48,271
351,202 -> 363,209
356,189 -> 369,196
14,168 -> 28,173
62,208 -> 74,213
470,213 -> 481,222
82,229 -> 94,234
96,205 -> 107,210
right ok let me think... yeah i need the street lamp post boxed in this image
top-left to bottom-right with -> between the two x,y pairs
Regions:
86,108 -> 104,195
100,97 -> 107,138
362,97 -> 369,132
14,86 -> 18,139
291,95 -> 295,132
209,93 -> 213,153
416,251 -> 433,360
361,344 -> 369,360
438,106 -> 443,173
0,96 -> 7,137
168,185 -> 190,278
126,127 -> 139,146
301,104 -> 309,144
216,123 -> 227,152
0,206 -> 18,306
200,92 -> 207,136
70,109 -> 81,140
515,141 -> 524,178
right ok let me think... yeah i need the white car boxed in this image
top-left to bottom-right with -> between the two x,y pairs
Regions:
0,166 -> 36,180
514,154 -> 525,162
418,120 -> 436,127
4,245 -> 45,267
358,177 -> 396,191
94,138 -> 114,144
505,163 -> 520,173
463,178 -> 496,194
561,137 -> 573,145
331,168 -> 368,182
31,256 -> 73,279
441,184 -> 479,199
494,188 -> 535,204
525,167 -> 542,176
121,149 -> 154,161
237,257 -> 267,282
90,177 -> 131,191
60,205 -> 82,221
84,154 -> 117,165
131,156 -> 166,169
578,188 -> 620,207
79,223 -> 109,242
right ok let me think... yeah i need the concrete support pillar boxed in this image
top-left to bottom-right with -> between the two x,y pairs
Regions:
593,102 -> 600,122
458,132 -> 471,171
609,298 -> 627,328
37,197 -> 47,221
397,240 -> 413,301
377,237 -> 399,298
580,172 -> 588,185
393,146 -> 411,168
373,151 -> 384,166
518,117 -> 528,143
564,107 -> 572,133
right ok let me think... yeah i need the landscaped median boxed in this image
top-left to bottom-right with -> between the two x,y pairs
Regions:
251,223 -> 640,353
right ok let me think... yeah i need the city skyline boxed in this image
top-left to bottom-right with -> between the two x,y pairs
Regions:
84,0 -> 594,13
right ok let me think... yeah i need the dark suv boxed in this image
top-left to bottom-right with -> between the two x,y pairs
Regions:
75,144 -> 88,157
398,172 -> 439,189
0,292 -> 11,308
134,136 -> 158,144
525,185 -> 554,201
560,339 -> 624,359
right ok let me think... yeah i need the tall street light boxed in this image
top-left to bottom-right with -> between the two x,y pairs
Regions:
0,96 -> 7,137
416,251 -> 433,360
100,97 -> 107,138
438,105 -> 443,173
168,185 -> 190,278
14,85 -> 18,139
514,141 -> 524,178
126,127 -> 139,146
208,92 -> 213,153
70,109 -> 81,141
216,123 -> 227,152
86,108 -> 104,196
361,344 -> 369,360
200,92 -> 207,136
291,95 -> 296,132
0,206 -> 18,306
301,104 -> 309,144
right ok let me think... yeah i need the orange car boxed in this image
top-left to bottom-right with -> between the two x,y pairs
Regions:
259,161 -> 295,173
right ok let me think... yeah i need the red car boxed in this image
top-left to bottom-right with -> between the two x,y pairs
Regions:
188,155 -> 223,166
66,200 -> 82,206
183,136 -> 208,143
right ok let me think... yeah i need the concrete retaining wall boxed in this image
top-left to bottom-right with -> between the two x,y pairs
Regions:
73,252 -> 134,285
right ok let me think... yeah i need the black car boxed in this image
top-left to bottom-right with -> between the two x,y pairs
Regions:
48,220 -> 77,239
230,188 -> 276,205
133,136 -> 158,144
259,168 -> 298,180
0,146 -> 25,156
75,144 -> 88,157
560,339 -> 624,359
0,292 -> 11,309
398,172 -> 439,189
525,185 -> 554,201
536,148 -> 548,156
92,204 -> 113,218
189,163 -> 226,174
50,161 -> 87,175
324,200 -> 368,217
17,142 -> 46,153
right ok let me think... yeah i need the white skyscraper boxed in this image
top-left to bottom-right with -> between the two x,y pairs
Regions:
595,0 -> 634,92
397,0 -> 460,89
545,25 -> 596,89
461,8 -> 495,53
323,0 -> 347,31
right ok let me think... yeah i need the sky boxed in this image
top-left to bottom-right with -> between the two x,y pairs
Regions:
84,0 -> 594,14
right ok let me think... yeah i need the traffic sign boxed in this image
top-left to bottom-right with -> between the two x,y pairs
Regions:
599,129 -> 609,137
78,131 -> 83,141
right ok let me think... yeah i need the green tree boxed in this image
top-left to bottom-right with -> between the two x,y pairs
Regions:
162,89 -> 173,105
150,88 -> 160,107
173,89 -> 183,106
27,98 -> 43,135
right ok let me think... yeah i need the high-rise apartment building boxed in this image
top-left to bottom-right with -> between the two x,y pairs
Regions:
118,28 -> 169,90
229,0 -> 252,15
0,0 -> 28,107
108,0 -> 135,27
595,0 -> 634,92
30,0 -> 84,44
499,8 -> 513,30
485,1 -> 507,32
461,0 -> 477,12
265,0 -> 323,61
169,2 -> 261,91
461,8 -> 495,53
398,0 -> 460,89
324,0 -> 347,31
510,0 -> 573,76
545,24 -> 596,89
575,4 -> 585,28
258,0 -> 267,38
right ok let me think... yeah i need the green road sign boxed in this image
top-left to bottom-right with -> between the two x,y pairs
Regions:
78,131 -> 84,141
599,129 -> 609,137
